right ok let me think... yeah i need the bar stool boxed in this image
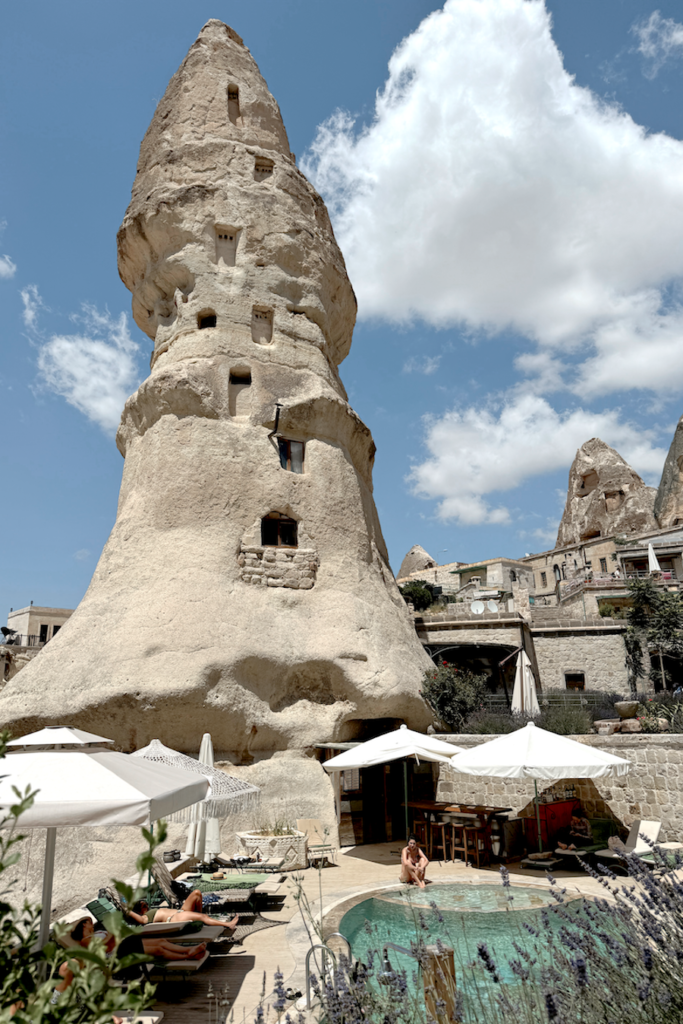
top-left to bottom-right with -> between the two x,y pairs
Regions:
451,823 -> 469,864
463,826 -> 491,868
429,820 -> 450,861
413,819 -> 428,849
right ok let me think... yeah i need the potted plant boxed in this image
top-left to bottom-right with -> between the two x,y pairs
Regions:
236,818 -> 307,870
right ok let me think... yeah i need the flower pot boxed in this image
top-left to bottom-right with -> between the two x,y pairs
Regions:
236,829 -> 307,870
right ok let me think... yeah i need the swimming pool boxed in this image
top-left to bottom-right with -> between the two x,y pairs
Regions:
339,882 -> 585,1004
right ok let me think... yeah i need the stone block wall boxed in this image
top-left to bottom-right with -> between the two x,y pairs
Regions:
533,632 -> 629,693
238,544 -> 319,589
436,733 -> 683,842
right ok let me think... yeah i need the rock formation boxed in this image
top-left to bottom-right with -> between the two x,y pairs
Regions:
0,21 -> 431,754
397,545 -> 437,581
655,416 -> 683,528
556,438 -> 657,548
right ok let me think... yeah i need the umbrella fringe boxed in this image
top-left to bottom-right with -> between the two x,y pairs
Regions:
166,791 -> 259,823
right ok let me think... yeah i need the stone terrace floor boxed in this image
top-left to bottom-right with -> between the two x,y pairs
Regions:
153,843 -> 615,1024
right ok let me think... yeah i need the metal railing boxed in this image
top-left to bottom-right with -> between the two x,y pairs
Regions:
483,692 -> 610,710
0,634 -> 46,648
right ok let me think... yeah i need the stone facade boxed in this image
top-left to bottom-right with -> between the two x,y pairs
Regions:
238,545 -> 319,589
436,733 -> 683,843
533,629 -> 629,694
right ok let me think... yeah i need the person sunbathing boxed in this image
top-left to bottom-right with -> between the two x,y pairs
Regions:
129,894 -> 239,934
400,834 -> 429,888
557,812 -> 593,851
54,917 -> 207,1000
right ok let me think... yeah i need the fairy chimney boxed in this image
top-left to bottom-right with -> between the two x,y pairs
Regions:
0,21 -> 431,753
655,415 -> 683,529
556,438 -> 657,548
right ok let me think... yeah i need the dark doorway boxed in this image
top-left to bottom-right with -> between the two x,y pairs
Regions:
339,759 -> 437,847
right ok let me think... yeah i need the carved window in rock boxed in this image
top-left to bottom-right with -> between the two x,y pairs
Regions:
229,370 -> 252,418
577,470 -> 599,496
251,307 -> 273,345
254,156 -> 274,180
261,512 -> 298,548
198,311 -> 217,329
216,228 -> 238,267
565,672 -> 585,691
278,439 -> 304,474
227,84 -> 241,125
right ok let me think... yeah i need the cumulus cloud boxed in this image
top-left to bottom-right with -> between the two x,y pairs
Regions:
633,10 -> 683,78
0,255 -> 16,279
74,549 -> 91,561
304,0 -> 683,398
409,393 -> 667,526
36,305 -> 141,434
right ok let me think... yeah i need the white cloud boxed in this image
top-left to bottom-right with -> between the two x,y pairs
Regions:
409,392 -> 667,525
0,255 -> 16,279
74,549 -> 91,561
633,10 -> 683,78
21,284 -> 44,329
37,306 -> 141,434
304,0 -> 683,398
403,355 -> 441,375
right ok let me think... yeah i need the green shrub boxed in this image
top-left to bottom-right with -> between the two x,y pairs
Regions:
398,579 -> 433,611
420,661 -> 488,731
536,704 -> 593,734
461,710 -> 519,734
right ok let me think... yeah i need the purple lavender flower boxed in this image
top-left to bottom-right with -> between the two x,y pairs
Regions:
477,942 -> 500,983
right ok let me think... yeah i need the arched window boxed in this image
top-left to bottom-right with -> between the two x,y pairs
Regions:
198,311 -> 217,329
553,564 -> 561,582
261,512 -> 298,548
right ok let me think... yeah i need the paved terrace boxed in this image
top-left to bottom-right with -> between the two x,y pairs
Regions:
161,844 -> 617,1024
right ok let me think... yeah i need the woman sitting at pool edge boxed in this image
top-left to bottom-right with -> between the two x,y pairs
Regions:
400,834 -> 429,888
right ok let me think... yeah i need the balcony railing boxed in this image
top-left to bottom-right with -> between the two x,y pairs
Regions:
0,634 -> 47,648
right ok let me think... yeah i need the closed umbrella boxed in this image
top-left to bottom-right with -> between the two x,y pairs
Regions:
510,650 -> 540,717
186,734 -> 223,862
449,721 -> 631,853
0,727 -> 209,952
648,543 -> 662,574
132,739 -> 260,863
322,724 -> 464,840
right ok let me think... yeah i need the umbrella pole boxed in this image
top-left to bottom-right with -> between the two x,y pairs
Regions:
534,781 -> 543,854
403,759 -> 409,841
37,827 -> 57,957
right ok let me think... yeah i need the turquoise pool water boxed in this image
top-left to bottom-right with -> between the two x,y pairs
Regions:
339,882 -> 586,1001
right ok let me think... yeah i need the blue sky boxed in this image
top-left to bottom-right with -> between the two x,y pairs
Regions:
2,0 -> 683,614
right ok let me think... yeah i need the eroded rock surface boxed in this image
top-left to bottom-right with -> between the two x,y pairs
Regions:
0,21 -> 431,752
397,545 -> 437,581
655,416 -> 683,528
556,438 -> 657,548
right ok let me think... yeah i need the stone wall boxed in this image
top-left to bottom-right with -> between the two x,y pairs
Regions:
436,733 -> 683,842
533,631 -> 629,693
238,544 -> 319,589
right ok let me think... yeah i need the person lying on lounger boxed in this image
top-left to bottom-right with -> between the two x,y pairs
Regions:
400,834 -> 429,888
53,917 -> 207,1001
128,894 -> 239,934
556,812 -> 593,851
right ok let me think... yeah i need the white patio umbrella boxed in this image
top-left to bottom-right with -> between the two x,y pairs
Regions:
0,727 -> 210,952
648,543 -> 662,574
322,724 -> 465,839
448,721 -> 631,853
185,734 -> 223,862
510,650 -> 540,717
132,739 -> 259,863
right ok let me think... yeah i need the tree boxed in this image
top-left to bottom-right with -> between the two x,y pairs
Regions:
399,579 -> 434,611
624,578 -> 683,694
420,660 -> 487,731
0,730 -> 159,1024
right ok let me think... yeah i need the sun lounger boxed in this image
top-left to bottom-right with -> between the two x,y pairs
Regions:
297,818 -> 336,865
215,852 -> 285,873
146,949 -> 210,980
594,820 -> 661,864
